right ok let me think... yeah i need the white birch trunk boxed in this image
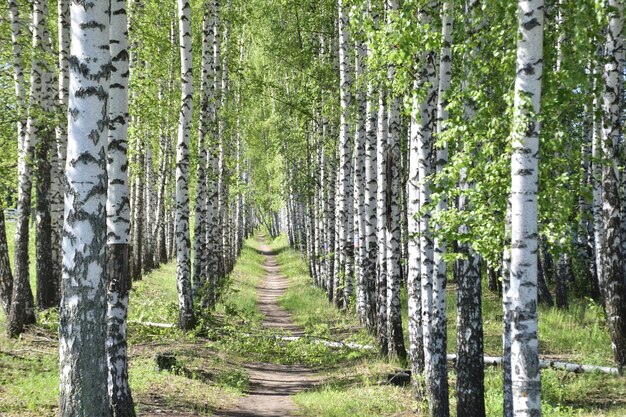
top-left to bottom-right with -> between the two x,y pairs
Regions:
363,70 -> 378,334
600,0 -> 626,368
206,0 -> 221,306
408,79 -> 424,377
106,1 -> 135,414
175,0 -> 195,330
353,37 -> 367,323
194,9 -> 211,299
7,0 -> 38,336
337,0 -> 352,308
385,0 -> 407,362
59,1 -> 111,413
415,4 -> 447,414
508,2 -> 544,415
52,0 -> 70,298
376,89 -> 389,355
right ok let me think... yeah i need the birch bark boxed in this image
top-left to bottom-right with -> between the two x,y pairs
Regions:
59,0 -> 111,413
508,1 -> 544,414
175,0 -> 195,330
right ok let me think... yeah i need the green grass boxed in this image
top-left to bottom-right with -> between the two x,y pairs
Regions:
272,235 -> 373,344
398,272 -> 623,416
212,236 -> 266,322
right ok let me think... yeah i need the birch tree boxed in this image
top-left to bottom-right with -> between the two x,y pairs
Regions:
455,1 -> 485,415
600,0 -> 626,368
7,0 -> 38,337
385,0 -> 407,362
59,0 -> 111,413
337,0 -> 352,309
363,0 -> 378,333
175,0 -> 195,330
414,3 -> 449,415
376,89 -> 389,355
194,8 -> 211,299
508,1 -> 544,415
107,0 -> 135,414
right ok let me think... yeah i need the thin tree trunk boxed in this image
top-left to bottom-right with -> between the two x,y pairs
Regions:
337,0 -> 352,309
52,0 -> 70,308
206,0 -> 221,307
106,2 -> 135,414
35,0 -> 56,309
408,76 -> 424,382
0,207 -> 13,315
131,137 -> 143,281
415,4 -> 448,414
8,0 -> 38,336
502,200 -> 513,417
385,0 -> 407,363
194,7 -> 211,300
175,0 -> 195,330
363,15 -> 378,332
455,2 -> 485,414
353,35 -> 367,324
376,89 -> 389,356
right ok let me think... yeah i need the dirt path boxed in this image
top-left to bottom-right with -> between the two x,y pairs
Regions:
213,240 -> 318,417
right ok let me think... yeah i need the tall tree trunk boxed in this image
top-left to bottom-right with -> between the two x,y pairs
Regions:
502,200 -> 513,417
337,0 -> 352,309
131,138 -> 143,281
363,20 -> 378,333
415,4 -> 448,415
7,0 -> 38,336
376,89 -> 389,355
52,0 -> 70,308
455,2 -> 485,415
106,1 -> 135,414
206,0 -> 221,307
385,0 -> 407,362
353,36 -> 367,324
35,0 -> 56,308
0,207 -> 13,315
508,1 -> 544,415
408,74 -> 424,383
175,0 -> 195,330
326,151 -> 337,300
59,1 -> 110,413
600,0 -> 626,368
143,149 -> 156,272
194,7 -> 211,300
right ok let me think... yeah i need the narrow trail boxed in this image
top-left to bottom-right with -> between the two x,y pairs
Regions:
213,240 -> 319,417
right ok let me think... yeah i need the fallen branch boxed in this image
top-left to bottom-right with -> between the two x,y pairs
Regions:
239,332 -> 376,351
446,354 -> 620,375
130,320 -> 175,329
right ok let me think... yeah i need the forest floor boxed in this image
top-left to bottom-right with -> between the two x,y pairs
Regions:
2,229 -> 626,416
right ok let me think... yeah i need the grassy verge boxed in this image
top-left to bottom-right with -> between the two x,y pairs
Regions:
0,236 -> 273,416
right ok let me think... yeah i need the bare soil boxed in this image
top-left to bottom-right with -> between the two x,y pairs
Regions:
212,241 -> 319,417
